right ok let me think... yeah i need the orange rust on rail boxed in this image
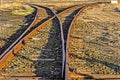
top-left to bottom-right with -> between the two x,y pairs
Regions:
13,42 -> 23,54
0,51 -> 13,68
0,4 -> 78,70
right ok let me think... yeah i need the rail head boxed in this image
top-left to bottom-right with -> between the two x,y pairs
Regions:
55,14 -> 65,79
64,6 -> 85,80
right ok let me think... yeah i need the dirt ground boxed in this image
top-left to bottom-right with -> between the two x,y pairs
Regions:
69,3 -> 120,76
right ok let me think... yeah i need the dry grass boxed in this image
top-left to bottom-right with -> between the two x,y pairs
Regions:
0,3 -> 34,16
11,4 -> 34,16
11,8 -> 33,16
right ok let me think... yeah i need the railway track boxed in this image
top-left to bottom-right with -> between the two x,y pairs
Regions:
1,2 -> 118,80
0,4 -> 55,68
1,16 -> 63,79
0,3 -> 83,79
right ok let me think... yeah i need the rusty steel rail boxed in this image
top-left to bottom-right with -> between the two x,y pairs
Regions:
0,4 -> 81,79
0,2 -> 108,79
65,2 -> 119,80
0,5 -> 55,68
19,4 -> 82,79
65,2 -> 101,80
65,6 -> 86,80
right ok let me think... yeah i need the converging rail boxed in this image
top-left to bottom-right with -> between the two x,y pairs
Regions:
0,4 -> 81,79
0,2 -> 117,80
